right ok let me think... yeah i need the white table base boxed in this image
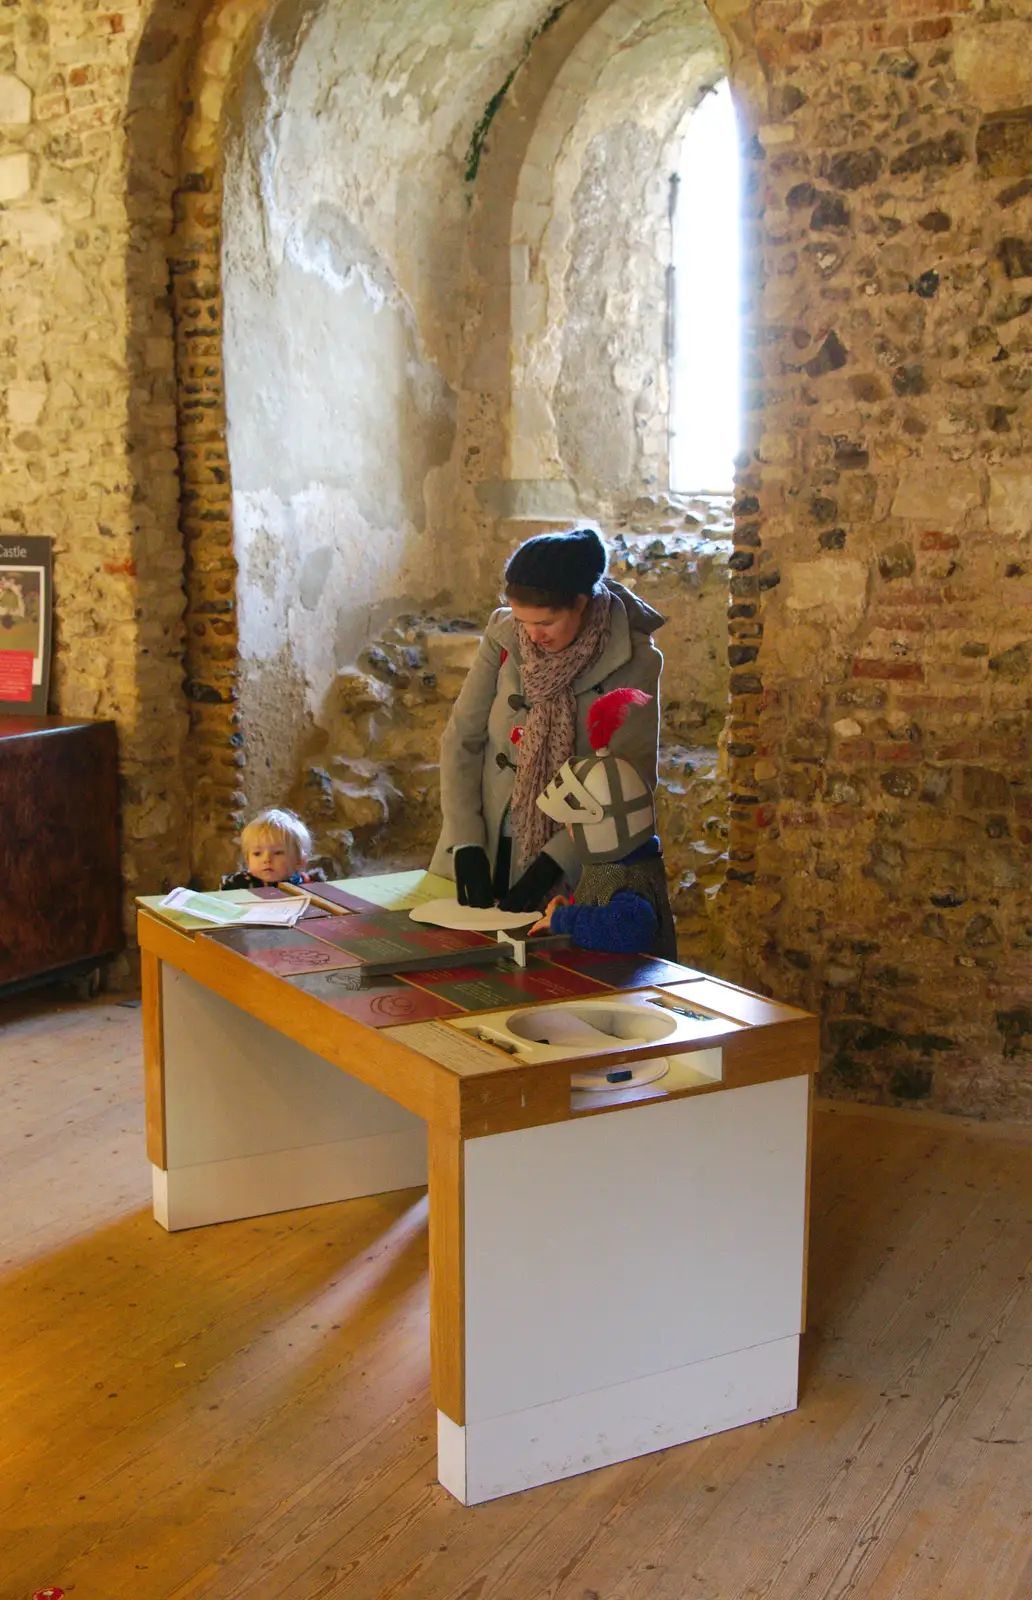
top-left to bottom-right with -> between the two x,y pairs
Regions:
154,966 -> 427,1231
148,960 -> 810,1504
441,1074 -> 809,1504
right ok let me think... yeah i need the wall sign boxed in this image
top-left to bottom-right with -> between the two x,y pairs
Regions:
0,535 -> 53,716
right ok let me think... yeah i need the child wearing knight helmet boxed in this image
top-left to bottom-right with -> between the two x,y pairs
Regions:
220,808 -> 320,890
528,688 -> 677,960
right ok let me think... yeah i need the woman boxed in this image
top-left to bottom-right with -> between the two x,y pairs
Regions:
430,527 -> 665,911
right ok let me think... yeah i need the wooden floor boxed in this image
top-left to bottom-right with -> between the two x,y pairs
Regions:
3,995 -> 1031,1600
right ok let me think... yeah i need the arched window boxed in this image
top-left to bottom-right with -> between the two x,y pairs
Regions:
669,78 -> 741,495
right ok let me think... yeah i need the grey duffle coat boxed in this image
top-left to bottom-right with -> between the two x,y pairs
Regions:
430,579 -> 666,889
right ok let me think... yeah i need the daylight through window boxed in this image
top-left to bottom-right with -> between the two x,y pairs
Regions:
669,78 -> 741,495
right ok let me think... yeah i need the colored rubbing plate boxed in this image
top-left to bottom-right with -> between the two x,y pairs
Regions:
284,967 -> 463,1027
305,882 -> 382,913
305,910 -> 496,970
544,950 -> 707,990
322,869 -> 457,912
199,925 -> 364,976
405,954 -> 613,1013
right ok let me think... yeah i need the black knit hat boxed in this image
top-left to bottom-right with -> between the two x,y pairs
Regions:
504,527 -> 608,605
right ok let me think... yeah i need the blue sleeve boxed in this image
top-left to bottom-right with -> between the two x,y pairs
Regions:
550,891 -> 658,954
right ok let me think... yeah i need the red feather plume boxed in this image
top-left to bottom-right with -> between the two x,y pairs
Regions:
587,687 -> 652,752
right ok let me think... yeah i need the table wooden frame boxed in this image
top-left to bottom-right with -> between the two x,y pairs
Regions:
139,907 -> 819,1505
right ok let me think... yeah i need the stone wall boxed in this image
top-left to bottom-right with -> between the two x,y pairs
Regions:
0,0 -> 202,930
724,2 -> 1032,1119
2,0 -> 1030,1118
287,517 -> 733,906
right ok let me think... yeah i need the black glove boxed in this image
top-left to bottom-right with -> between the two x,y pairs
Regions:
498,851 -> 564,913
454,845 -> 495,908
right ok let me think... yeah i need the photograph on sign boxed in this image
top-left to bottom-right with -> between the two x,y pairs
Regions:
0,536 -> 53,714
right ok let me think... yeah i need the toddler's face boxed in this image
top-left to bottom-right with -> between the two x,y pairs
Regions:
247,837 -> 299,884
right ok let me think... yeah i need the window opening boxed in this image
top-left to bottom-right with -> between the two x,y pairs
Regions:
669,78 -> 741,495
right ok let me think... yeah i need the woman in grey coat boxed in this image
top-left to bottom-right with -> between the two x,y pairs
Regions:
429,528 -> 665,911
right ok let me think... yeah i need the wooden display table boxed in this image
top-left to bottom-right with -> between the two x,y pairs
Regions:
138,880 -> 818,1505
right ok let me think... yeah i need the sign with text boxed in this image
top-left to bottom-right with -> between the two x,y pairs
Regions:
0,535 -> 52,715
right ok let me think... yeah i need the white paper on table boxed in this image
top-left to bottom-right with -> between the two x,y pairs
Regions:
233,898 -> 310,927
408,899 -> 539,933
159,888 -> 310,927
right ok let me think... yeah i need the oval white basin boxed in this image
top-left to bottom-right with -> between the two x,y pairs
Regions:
505,1003 -> 676,1050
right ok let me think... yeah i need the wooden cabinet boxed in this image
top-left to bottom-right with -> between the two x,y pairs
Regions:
0,716 -> 123,990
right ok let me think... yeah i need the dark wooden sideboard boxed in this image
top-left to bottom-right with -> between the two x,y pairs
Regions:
0,716 -> 123,990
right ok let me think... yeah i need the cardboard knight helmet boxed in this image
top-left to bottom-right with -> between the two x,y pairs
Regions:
535,688 -> 656,865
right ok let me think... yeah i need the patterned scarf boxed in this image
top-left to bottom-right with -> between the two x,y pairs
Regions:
509,587 -> 613,872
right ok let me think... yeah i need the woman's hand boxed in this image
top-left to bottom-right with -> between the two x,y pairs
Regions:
529,895 -> 569,936
453,845 -> 495,908
497,851 -> 564,912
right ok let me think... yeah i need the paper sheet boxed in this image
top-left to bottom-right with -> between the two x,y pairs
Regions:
137,890 -> 257,931
408,899 -> 539,933
159,888 -> 310,927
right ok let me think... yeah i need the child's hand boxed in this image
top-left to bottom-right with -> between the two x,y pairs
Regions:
529,895 -> 569,936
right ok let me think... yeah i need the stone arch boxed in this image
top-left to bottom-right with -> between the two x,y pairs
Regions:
124,0 -> 770,896
460,0 -> 771,954
462,0 -> 766,501
177,0 -> 627,880
127,0 -> 620,886
167,0 -> 286,883
509,0 -> 723,490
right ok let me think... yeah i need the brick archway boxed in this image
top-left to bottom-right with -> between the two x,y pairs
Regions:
126,0 -> 277,885
166,0 -> 278,881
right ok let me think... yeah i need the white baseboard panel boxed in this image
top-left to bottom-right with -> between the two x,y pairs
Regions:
437,1334 -> 799,1505
152,1126 -> 428,1231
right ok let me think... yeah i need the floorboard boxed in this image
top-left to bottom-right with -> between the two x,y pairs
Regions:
2,993 -> 1030,1600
